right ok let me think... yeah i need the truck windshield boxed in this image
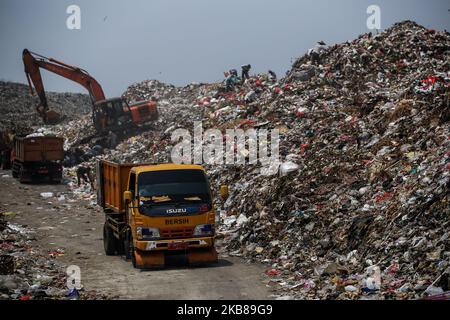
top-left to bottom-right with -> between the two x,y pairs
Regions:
137,169 -> 211,205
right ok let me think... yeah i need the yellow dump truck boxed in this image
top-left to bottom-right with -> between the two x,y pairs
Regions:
96,160 -> 219,269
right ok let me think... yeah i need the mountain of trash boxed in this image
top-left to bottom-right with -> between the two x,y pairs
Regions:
0,81 -> 91,132
39,21 -> 450,299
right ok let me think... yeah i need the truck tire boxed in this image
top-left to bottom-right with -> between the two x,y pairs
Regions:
116,237 -> 125,255
131,250 -> 138,269
12,161 -> 19,178
18,166 -> 26,183
103,222 -> 117,256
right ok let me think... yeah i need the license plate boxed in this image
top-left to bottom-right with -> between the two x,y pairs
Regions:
168,242 -> 187,250
38,169 -> 48,174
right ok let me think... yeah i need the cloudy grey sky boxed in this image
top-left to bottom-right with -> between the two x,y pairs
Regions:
1,0 -> 449,97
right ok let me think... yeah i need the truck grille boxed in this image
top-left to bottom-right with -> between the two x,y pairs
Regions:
160,227 -> 194,239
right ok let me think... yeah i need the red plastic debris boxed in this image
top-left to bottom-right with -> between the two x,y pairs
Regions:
237,119 -> 257,129
362,159 -> 374,166
265,269 -> 281,276
300,143 -> 310,153
386,263 -> 399,275
296,110 -> 306,118
376,191 -> 392,202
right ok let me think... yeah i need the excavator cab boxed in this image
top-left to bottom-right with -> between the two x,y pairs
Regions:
128,99 -> 158,125
93,98 -> 131,133
93,98 -> 159,132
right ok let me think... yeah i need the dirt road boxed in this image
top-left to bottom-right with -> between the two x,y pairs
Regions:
0,171 -> 272,299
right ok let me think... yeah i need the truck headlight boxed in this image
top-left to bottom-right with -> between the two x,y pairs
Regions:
136,227 -> 160,240
193,224 -> 214,237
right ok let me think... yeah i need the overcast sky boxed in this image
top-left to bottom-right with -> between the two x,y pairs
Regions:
1,0 -> 449,97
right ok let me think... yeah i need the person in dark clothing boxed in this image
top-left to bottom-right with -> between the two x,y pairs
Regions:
63,147 -> 84,167
230,69 -> 238,77
76,166 -> 94,189
74,147 -> 84,163
268,70 -> 277,81
1,149 -> 11,170
107,131 -> 118,149
241,64 -> 251,82
224,69 -> 239,91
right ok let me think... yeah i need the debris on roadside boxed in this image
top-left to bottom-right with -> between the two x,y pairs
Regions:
0,217 -> 108,300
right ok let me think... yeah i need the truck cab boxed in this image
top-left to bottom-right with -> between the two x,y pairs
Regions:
98,161 -> 218,269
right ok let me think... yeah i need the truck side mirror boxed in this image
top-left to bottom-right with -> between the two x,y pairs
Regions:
123,191 -> 132,205
220,185 -> 229,202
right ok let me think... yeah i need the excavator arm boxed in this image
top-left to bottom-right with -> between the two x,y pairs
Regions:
22,49 -> 106,124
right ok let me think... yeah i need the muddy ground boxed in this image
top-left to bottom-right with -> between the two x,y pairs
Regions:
0,171 -> 272,299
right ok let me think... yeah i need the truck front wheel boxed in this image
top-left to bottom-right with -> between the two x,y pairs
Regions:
103,222 -> 117,256
124,231 -> 139,268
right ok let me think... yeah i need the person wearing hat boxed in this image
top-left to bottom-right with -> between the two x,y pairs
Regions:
308,41 -> 327,65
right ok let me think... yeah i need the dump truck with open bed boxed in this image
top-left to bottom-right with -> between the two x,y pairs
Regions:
11,136 -> 64,183
97,159 -> 219,269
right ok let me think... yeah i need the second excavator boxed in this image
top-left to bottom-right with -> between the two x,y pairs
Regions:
22,49 -> 158,132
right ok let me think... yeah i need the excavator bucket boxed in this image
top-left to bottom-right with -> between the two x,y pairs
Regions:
45,110 -> 62,125
187,247 -> 218,265
134,250 -> 165,269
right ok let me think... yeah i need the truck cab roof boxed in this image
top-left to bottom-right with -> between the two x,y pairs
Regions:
131,164 -> 205,175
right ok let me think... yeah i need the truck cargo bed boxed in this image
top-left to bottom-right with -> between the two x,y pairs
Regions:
14,136 -> 64,162
96,160 -> 136,213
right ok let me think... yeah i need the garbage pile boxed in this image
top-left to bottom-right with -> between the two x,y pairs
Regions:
123,79 -> 209,133
208,21 -> 450,299
0,81 -> 91,132
216,21 -> 449,299
0,215 -> 107,300
43,20 -> 449,299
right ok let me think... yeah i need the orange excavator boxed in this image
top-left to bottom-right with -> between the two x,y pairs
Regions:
22,49 -> 158,132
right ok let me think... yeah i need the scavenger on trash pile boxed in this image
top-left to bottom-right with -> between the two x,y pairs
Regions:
76,165 -> 94,189
308,41 -> 327,65
241,64 -> 252,83
31,20 -> 449,300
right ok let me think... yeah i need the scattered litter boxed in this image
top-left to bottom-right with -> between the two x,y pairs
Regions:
40,192 -> 54,199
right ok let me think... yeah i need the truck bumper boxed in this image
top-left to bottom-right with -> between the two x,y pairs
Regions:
134,236 -> 214,252
133,237 -> 217,268
13,161 -> 62,183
